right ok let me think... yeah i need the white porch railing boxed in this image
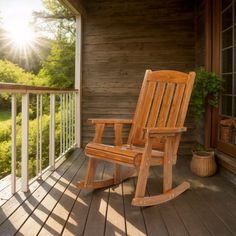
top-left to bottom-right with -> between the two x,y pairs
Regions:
0,83 -> 79,194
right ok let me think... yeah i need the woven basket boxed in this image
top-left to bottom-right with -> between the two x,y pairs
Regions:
220,125 -> 232,143
190,151 -> 217,177
232,128 -> 236,145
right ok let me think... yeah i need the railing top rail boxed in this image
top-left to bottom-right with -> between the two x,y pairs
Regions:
0,82 -> 78,94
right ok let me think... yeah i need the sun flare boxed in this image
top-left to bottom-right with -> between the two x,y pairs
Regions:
7,26 -> 36,49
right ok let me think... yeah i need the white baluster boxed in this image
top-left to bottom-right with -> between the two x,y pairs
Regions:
21,93 -> 29,192
36,94 -> 39,177
11,94 -> 17,194
39,94 -> 42,178
49,94 -> 55,170
60,94 -> 63,156
68,93 -> 72,148
63,94 -> 66,153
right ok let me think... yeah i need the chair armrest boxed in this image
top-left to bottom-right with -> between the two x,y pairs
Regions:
144,127 -> 187,137
89,118 -> 133,126
90,119 -> 132,145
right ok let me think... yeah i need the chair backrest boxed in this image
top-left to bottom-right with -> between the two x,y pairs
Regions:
128,70 -> 195,159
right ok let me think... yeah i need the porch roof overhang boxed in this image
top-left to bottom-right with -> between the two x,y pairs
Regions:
58,0 -> 86,16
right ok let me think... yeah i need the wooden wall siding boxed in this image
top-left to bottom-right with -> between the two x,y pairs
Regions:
194,0 -> 206,146
81,0 -> 196,152
195,0 -> 206,68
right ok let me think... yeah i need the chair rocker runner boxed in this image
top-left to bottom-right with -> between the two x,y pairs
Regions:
78,70 -> 196,206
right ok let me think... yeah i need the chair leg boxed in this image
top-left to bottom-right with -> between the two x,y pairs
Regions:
78,159 -> 135,189
132,137 -> 190,207
133,139 -> 152,199
163,138 -> 173,193
134,162 -> 150,198
114,164 -> 121,184
77,158 -> 97,188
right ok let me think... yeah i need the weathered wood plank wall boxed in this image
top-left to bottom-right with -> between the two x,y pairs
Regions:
194,0 -> 206,145
81,0 -> 199,153
195,0 -> 205,68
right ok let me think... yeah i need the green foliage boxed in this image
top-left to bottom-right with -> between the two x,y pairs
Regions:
0,0 -> 75,179
0,112 -> 62,179
33,0 -> 75,42
38,40 -> 75,88
33,0 -> 75,89
0,110 -> 11,122
190,67 -> 223,121
0,60 -> 39,85
0,60 -> 43,109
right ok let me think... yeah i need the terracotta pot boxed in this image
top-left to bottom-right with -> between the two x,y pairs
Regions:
190,151 -> 217,177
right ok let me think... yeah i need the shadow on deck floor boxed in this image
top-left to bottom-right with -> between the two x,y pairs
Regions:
0,148 -> 235,236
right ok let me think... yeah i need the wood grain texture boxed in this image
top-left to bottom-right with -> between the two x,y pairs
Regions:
80,0 -> 196,149
0,151 -> 236,235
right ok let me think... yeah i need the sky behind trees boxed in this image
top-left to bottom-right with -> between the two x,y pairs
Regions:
0,0 -> 44,32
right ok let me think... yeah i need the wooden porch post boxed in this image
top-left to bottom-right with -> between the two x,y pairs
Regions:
204,0 -> 213,148
75,14 -> 82,148
204,0 -> 221,148
211,0 -> 221,147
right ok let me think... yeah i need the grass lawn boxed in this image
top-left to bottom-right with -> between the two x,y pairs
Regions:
0,110 -> 11,122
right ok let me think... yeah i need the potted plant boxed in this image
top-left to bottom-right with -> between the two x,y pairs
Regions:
190,67 -> 223,177
190,67 -> 223,121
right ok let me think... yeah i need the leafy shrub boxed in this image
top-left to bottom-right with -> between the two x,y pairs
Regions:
0,111 -> 62,179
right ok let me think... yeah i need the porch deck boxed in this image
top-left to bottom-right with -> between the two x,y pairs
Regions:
0,149 -> 235,236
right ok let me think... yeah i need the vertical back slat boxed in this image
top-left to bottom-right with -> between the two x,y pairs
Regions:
129,70 -> 195,151
147,82 -> 166,127
134,81 -> 156,141
156,83 -> 176,127
167,84 -> 186,127
176,73 -> 195,127
128,70 -> 150,144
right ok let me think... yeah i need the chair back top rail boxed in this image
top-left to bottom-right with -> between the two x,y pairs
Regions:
0,82 -> 78,94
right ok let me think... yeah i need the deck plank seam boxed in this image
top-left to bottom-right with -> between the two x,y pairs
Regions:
147,169 -> 170,236
101,163 -> 112,236
121,182 -> 128,236
10,151 -> 85,235
81,162 -> 106,236
0,149 -> 83,229
0,149 -> 82,208
192,188 -> 236,235
36,157 -> 87,235
151,166 -> 190,236
131,177 -> 149,236
184,191 -> 222,236
60,158 -> 90,235
175,157 -> 234,235
170,201 -> 191,236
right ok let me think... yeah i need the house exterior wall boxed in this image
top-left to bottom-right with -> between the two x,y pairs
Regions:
81,0 -> 197,153
194,0 -> 206,146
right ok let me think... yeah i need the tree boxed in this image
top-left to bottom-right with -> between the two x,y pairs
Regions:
38,39 -> 75,88
0,60 -> 39,85
34,0 -> 76,88
0,60 -> 42,108
33,0 -> 75,42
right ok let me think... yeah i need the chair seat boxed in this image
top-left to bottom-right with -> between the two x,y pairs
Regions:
85,142 -> 164,166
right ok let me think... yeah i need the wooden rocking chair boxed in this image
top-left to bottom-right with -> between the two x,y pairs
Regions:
78,70 -> 195,206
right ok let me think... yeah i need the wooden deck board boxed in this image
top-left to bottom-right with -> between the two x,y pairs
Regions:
62,160 -> 106,236
18,154 -> 86,236
4,151 -> 85,236
105,184 -> 126,236
0,150 -> 235,236
83,163 -> 111,236
0,150 -> 82,236
123,179 -> 147,236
